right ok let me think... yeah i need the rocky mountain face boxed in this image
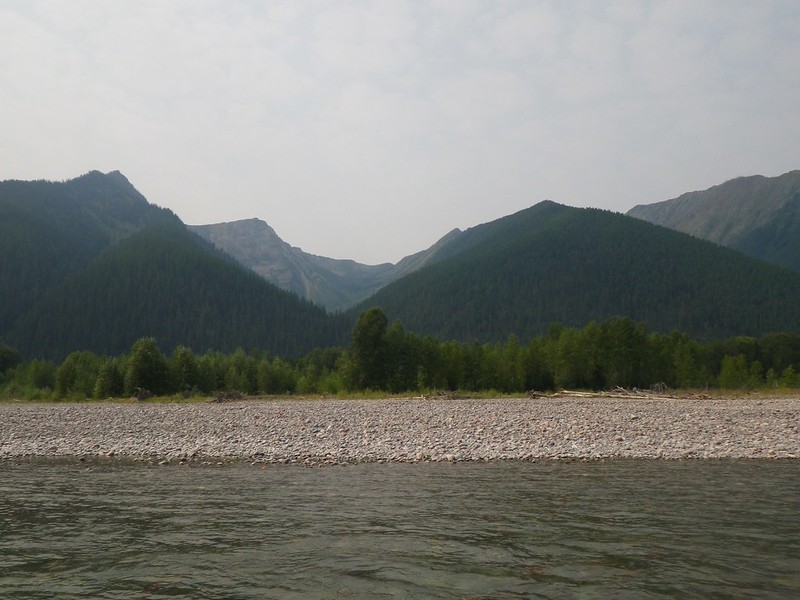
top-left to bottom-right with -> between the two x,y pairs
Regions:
189,220 -> 463,311
627,170 -> 800,272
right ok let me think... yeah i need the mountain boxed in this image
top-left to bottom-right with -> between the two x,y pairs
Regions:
351,201 -> 800,341
0,170 -> 178,333
6,221 -> 344,360
6,169 -> 800,361
0,172 -> 346,360
627,170 -> 800,272
189,219 -> 463,311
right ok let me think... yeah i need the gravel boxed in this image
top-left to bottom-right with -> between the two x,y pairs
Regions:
1,396 -> 798,465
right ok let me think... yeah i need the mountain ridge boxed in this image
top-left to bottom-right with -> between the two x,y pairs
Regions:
351,200 -> 800,341
627,170 -> 800,272
5,168 -> 800,361
0,172 -> 346,359
0,170 -> 179,332
189,219 -> 464,311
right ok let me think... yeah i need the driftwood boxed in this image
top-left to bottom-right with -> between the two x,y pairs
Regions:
541,385 -> 711,401
208,390 -> 244,403
134,387 -> 152,401
421,390 -> 462,400
554,387 -> 669,399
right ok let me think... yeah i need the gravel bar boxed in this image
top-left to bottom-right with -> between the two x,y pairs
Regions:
1,397 -> 798,465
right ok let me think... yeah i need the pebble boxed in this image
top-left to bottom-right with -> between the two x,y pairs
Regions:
0,397 -> 798,466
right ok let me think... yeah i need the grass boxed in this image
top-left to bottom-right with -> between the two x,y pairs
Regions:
2,385 -> 798,404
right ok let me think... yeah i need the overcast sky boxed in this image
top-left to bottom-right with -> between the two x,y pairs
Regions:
2,1 -> 798,264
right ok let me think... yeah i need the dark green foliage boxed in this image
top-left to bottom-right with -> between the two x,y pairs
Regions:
5,221 -> 347,360
758,333 -> 800,373
0,345 -> 21,374
598,317 -> 647,388
93,358 -> 124,399
731,193 -> 800,272
224,349 -> 258,395
56,351 -> 104,398
351,202 -> 800,341
0,171 -> 178,332
257,356 -> 298,394
6,311 -> 800,399
347,307 -> 390,390
8,359 -> 56,391
718,355 -> 759,389
6,170 -> 800,384
0,172 -> 348,361
6,172 -> 800,365
628,171 -> 800,273
169,346 -> 200,394
294,347 -> 345,394
124,338 -> 169,396
196,351 -> 226,394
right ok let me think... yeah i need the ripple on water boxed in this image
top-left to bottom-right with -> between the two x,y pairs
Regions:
0,459 -> 799,599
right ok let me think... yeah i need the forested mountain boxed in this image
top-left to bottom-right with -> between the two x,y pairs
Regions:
627,170 -> 800,272
190,219 -> 463,311
6,169 -> 800,363
0,170 -> 177,332
351,201 -> 800,341
5,222 -> 345,360
0,172 -> 347,360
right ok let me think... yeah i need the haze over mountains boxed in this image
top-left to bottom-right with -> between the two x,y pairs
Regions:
195,170 -> 800,312
354,199 -> 800,342
628,170 -> 800,273
2,169 -> 799,360
189,220 -> 462,312
0,171 -> 344,360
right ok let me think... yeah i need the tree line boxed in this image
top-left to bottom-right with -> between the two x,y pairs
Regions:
2,308 -> 800,400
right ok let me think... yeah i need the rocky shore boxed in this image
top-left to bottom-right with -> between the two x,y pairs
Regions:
1,396 -> 798,465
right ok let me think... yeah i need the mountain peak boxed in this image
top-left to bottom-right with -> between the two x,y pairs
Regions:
105,170 -> 132,187
189,218 -> 466,311
68,170 -> 144,199
627,169 -> 800,272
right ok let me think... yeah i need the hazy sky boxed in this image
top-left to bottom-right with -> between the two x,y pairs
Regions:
2,1 -> 798,264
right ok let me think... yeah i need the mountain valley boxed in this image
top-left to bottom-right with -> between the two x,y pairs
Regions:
2,169 -> 799,360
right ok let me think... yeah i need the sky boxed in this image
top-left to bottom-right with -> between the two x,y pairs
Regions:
2,1 -> 799,264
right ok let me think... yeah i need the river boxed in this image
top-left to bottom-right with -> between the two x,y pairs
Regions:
1,459 -> 798,598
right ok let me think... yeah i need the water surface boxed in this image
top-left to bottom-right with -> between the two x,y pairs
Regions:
1,459 -> 798,598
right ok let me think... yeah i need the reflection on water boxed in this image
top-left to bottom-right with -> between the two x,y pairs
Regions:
1,459 -> 798,599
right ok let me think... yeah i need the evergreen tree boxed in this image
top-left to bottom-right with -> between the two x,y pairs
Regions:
349,308 -> 390,390
169,345 -> 199,394
124,338 -> 169,396
385,322 -> 420,393
0,345 -> 21,381
225,348 -> 258,393
599,317 -> 647,388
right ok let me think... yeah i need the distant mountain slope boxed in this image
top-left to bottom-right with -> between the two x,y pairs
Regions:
6,221 -> 344,360
0,170 -> 178,331
353,201 -> 800,341
627,170 -> 800,272
189,219 -> 463,311
0,172 -> 347,360
7,169 -> 800,360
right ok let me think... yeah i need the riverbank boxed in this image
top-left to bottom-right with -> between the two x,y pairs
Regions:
1,396 -> 798,465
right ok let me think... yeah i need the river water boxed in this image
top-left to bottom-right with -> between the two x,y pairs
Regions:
1,459 -> 798,599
